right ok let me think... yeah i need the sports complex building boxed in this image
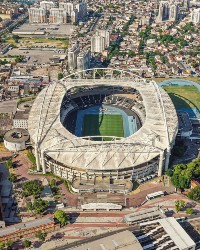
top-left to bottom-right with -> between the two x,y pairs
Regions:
28,69 -> 178,193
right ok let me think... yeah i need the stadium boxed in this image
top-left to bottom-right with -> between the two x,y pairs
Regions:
28,69 -> 178,193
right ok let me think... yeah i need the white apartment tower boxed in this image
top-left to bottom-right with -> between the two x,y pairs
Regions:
96,30 -> 110,47
40,1 -> 55,10
28,8 -> 47,23
49,8 -> 67,23
157,1 -> 179,22
77,49 -> 91,71
68,44 -> 80,70
59,2 -> 74,15
169,4 -> 179,21
191,9 -> 200,24
183,0 -> 190,10
91,35 -> 105,53
157,1 -> 169,22
28,1 -> 87,24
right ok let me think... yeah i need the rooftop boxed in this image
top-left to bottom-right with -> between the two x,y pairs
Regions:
68,230 -> 143,250
4,128 -> 29,143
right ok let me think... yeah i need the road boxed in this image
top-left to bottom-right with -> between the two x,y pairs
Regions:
0,14 -> 28,36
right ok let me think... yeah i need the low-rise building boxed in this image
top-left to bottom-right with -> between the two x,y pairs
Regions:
0,216 -> 60,243
13,110 -> 30,129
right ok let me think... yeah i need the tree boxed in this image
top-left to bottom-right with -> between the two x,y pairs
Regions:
54,210 -> 69,226
7,241 -> 13,250
0,243 -> 5,250
175,200 -> 185,213
186,208 -> 193,215
58,73 -> 64,80
12,35 -> 20,42
33,199 -> 48,214
49,179 -> 56,187
22,180 -> 43,197
26,201 -> 33,211
24,239 -> 31,248
170,162 -> 197,189
6,159 -> 12,169
35,231 -> 47,242
8,173 -> 17,183
188,186 -> 200,201
165,168 -> 173,177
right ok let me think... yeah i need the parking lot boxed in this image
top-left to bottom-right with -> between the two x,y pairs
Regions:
4,49 -> 57,65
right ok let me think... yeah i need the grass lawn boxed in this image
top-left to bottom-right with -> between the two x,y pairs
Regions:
163,86 -> 200,109
82,114 -> 124,140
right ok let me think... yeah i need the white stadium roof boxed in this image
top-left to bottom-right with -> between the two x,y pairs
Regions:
28,71 -> 178,172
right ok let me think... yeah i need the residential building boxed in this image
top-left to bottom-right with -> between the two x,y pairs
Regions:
68,43 -> 80,70
169,4 -> 179,21
91,35 -> 105,53
191,8 -> 200,24
49,8 -> 67,23
96,29 -> 110,47
28,8 -> 47,23
40,1 -> 55,11
0,216 -> 60,244
77,49 -> 91,71
13,110 -> 30,129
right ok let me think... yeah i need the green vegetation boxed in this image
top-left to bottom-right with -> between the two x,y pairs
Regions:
54,210 -> 69,226
22,180 -> 43,197
35,231 -> 47,242
6,159 -> 12,169
8,173 -> 17,183
186,207 -> 193,215
0,243 -> 5,250
58,72 -> 64,80
175,200 -> 185,213
188,186 -> 200,201
163,86 -> 200,109
24,240 -> 31,248
7,241 -> 13,250
27,198 -> 48,214
49,179 -> 59,196
167,158 -> 200,189
27,150 -> 36,167
15,55 -> 25,63
82,114 -> 124,140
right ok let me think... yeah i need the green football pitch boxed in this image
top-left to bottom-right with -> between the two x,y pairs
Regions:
163,86 -> 200,109
82,114 -> 124,139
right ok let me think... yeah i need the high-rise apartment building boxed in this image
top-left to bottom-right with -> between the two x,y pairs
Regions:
49,8 -> 67,23
191,8 -> 200,24
68,44 -> 80,70
40,1 -> 55,11
183,0 -> 190,10
76,1 -> 87,20
91,35 -> 105,53
91,30 -> 110,53
77,49 -> 90,71
96,30 -> 110,47
169,4 -> 179,21
28,0 -> 87,24
157,1 -> 179,22
28,8 -> 47,23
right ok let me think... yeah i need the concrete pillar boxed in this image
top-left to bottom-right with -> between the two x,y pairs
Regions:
41,151 -> 46,174
158,151 -> 164,177
164,147 -> 171,171
35,145 -> 40,172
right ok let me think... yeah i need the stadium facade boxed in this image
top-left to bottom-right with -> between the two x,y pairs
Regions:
28,69 -> 178,189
